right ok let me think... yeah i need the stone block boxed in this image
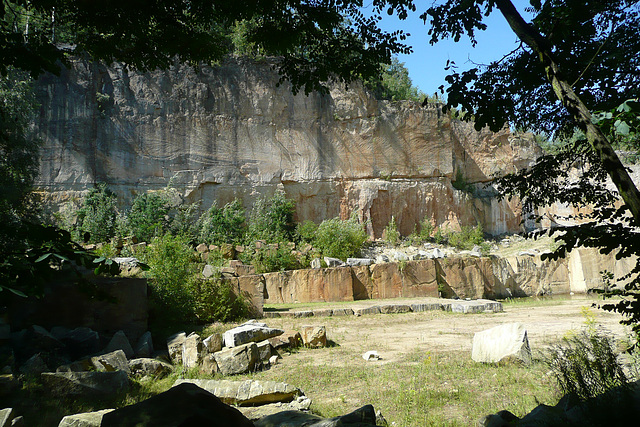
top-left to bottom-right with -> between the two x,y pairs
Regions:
312,309 -> 333,317
300,326 -> 327,348
346,258 -> 374,266
91,350 -> 131,374
59,409 -> 114,427
268,331 -> 302,350
173,379 -> 302,407
101,383 -> 253,427
223,324 -> 283,348
203,333 -> 223,353
354,306 -> 380,316
214,342 -> 259,375
166,332 -> 186,364
331,308 -> 354,316
182,333 -> 204,368
41,371 -> 130,397
410,302 -> 443,312
471,323 -> 531,365
103,330 -> 134,359
129,358 -> 173,378
135,331 -> 154,358
378,304 -> 412,314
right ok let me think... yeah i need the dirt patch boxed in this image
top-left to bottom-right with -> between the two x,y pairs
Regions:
265,295 -> 628,367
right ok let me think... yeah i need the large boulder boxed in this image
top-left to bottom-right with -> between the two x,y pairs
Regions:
101,382 -> 254,426
173,379 -> 302,406
59,327 -> 101,360
41,371 -> 130,397
214,342 -> 259,375
91,350 -> 131,374
471,323 -> 531,365
103,331 -> 134,359
223,322 -> 284,348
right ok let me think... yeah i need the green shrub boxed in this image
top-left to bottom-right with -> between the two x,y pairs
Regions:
447,225 -> 485,250
313,213 -> 368,260
198,199 -> 246,245
249,243 -> 300,273
193,278 -> 251,323
246,191 -> 296,244
433,226 -> 447,245
295,220 -> 318,244
169,201 -> 200,241
383,216 -> 401,246
141,234 -> 199,322
409,218 -> 435,245
124,192 -> 171,242
76,183 -> 118,243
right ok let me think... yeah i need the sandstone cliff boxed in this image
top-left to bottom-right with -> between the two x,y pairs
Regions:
33,57 -> 541,237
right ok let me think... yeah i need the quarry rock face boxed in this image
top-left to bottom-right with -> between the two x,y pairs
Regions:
33,57 -> 540,237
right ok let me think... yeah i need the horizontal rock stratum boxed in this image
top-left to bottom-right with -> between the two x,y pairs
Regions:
33,56 -> 541,237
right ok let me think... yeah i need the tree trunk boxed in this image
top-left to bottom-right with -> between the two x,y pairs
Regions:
495,0 -> 640,225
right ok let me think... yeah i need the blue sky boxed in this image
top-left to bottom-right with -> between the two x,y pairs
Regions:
371,1 -> 534,96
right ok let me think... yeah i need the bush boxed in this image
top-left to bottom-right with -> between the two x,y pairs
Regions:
249,243 -> 301,273
193,278 -> 251,323
383,216 -> 401,246
198,199 -> 246,245
313,213 -> 368,260
245,191 -> 296,244
169,201 -> 200,241
409,217 -> 435,245
75,183 -> 118,244
295,220 -> 318,244
447,225 -> 485,250
124,192 -> 171,242
141,234 -> 200,322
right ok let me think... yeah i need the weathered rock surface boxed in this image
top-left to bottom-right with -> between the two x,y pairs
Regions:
173,379 -> 302,406
214,342 -> 259,375
472,323 -> 531,365
166,332 -> 186,364
128,358 -> 172,378
223,323 -> 284,348
91,350 -> 130,374
58,409 -> 114,427
300,326 -> 327,348
182,333 -> 204,368
34,57 -> 540,238
41,371 -> 130,397
101,382 -> 254,427
254,404 -> 377,427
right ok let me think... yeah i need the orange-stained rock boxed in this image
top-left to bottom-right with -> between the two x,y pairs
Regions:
264,268 -> 354,304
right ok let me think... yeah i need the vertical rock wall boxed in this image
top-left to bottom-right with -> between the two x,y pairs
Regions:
33,57 -> 541,237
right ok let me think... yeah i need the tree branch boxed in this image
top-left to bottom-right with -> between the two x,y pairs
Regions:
494,0 -> 640,225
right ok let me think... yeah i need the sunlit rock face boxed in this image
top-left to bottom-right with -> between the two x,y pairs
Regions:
33,56 -> 540,237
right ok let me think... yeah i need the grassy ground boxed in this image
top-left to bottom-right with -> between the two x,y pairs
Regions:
5,297 -> 627,426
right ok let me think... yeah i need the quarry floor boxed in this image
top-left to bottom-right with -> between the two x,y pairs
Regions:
263,294 -> 628,366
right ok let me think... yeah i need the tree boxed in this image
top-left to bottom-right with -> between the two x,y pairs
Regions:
364,56 -> 426,101
422,0 -> 640,335
1,0 -> 414,93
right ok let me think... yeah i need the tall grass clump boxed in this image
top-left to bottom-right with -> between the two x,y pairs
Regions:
547,308 -> 633,402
